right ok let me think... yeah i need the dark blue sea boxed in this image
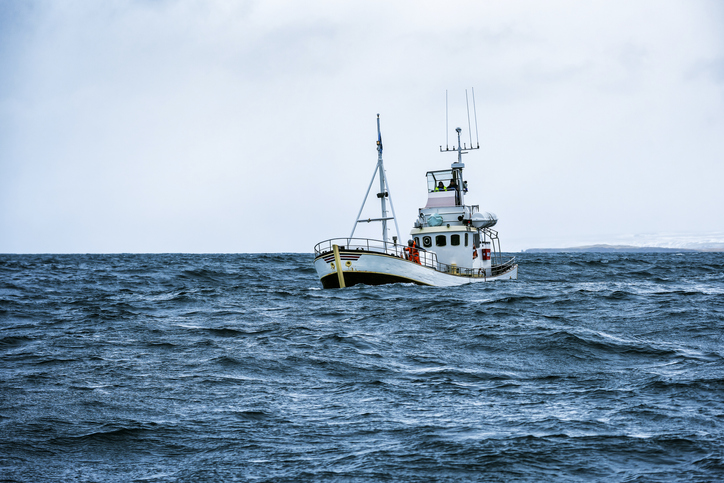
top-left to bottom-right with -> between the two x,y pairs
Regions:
1,253 -> 723,482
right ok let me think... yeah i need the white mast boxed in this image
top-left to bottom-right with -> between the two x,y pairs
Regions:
349,114 -> 401,250
377,115 -> 388,245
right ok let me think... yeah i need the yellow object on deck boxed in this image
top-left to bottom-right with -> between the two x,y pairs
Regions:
332,244 -> 346,288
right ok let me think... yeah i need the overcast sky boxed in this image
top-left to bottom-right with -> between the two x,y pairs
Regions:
1,0 -> 723,253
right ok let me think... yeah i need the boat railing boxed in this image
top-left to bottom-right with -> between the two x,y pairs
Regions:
315,238 -> 516,278
314,237 -> 441,270
491,257 -> 517,276
436,257 -> 517,278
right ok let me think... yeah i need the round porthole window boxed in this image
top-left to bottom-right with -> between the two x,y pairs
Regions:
423,236 -> 432,248
345,261 -> 352,267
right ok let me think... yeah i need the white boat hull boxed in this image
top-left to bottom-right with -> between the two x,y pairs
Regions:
313,249 -> 517,288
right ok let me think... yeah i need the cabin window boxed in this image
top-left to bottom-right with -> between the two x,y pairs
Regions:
423,236 -> 432,248
451,234 -> 460,246
465,233 -> 469,246
414,237 -> 420,247
435,235 -> 446,247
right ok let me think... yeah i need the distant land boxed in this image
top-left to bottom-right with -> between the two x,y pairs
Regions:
523,244 -> 724,253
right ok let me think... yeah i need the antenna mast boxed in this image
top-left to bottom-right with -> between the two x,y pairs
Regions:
440,89 -> 480,161
472,87 -> 480,147
466,89 -> 473,149
445,90 -> 449,150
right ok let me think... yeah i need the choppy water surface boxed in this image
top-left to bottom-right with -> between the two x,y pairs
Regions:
1,253 -> 723,482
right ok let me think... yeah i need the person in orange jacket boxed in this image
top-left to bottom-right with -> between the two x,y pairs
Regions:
405,240 -> 420,264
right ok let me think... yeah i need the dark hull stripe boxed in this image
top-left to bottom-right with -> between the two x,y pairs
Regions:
314,250 -> 398,263
321,254 -> 361,263
320,272 -> 429,289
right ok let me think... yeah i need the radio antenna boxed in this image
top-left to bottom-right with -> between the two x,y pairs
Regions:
445,90 -> 449,150
439,89 -> 480,155
466,89 -> 473,149
472,87 -> 480,147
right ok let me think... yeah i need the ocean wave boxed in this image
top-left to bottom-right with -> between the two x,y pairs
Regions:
1,252 -> 722,481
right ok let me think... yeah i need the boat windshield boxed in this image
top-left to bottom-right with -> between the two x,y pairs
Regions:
426,170 -> 460,192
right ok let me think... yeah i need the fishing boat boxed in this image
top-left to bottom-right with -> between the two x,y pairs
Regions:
313,109 -> 518,288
